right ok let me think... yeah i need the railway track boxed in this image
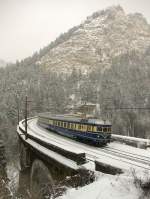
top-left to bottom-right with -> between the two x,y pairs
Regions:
27,119 -> 150,172
105,146 -> 150,161
101,147 -> 150,166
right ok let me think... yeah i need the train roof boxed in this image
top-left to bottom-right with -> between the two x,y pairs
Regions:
38,113 -> 111,126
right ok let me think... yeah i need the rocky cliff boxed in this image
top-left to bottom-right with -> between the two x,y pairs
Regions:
38,6 -> 150,74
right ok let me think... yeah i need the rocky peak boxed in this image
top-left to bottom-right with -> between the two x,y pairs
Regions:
85,5 -> 125,24
39,6 -> 150,74
103,5 -> 125,17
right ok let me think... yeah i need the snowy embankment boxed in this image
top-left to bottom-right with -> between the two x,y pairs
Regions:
57,172 -> 142,199
112,134 -> 150,148
57,141 -> 150,199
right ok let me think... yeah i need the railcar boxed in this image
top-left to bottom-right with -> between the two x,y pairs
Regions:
38,113 -> 111,146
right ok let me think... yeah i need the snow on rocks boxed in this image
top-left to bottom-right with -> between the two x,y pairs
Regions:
57,172 -> 141,199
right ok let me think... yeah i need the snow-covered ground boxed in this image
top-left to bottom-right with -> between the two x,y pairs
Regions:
57,172 -> 142,199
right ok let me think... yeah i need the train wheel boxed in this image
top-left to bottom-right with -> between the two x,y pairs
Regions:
20,143 -> 30,171
30,159 -> 55,199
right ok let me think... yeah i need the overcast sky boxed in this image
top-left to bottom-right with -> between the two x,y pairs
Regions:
0,0 -> 150,62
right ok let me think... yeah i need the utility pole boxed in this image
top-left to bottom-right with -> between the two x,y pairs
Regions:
17,97 -> 20,125
25,96 -> 28,139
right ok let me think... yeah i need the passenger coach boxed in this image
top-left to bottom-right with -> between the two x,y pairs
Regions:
38,113 -> 111,146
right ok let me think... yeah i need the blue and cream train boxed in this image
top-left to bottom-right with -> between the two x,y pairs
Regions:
38,114 -> 111,146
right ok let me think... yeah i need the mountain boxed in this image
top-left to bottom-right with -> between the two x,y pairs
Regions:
0,5 -> 150,141
38,6 -> 150,73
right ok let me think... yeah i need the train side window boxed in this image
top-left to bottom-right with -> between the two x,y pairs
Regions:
83,125 -> 86,131
103,127 -> 107,132
89,126 -> 93,132
75,124 -> 77,130
93,126 -> 96,132
67,123 -> 70,129
64,122 -> 67,128
74,123 -> 76,130
82,125 -> 85,131
83,125 -> 87,131
83,125 -> 85,131
97,126 -> 102,132
71,123 -> 74,129
76,124 -> 78,130
87,125 -> 91,131
78,124 -> 81,130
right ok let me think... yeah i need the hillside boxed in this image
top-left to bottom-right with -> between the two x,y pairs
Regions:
0,5 -> 150,148
39,6 -> 150,73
